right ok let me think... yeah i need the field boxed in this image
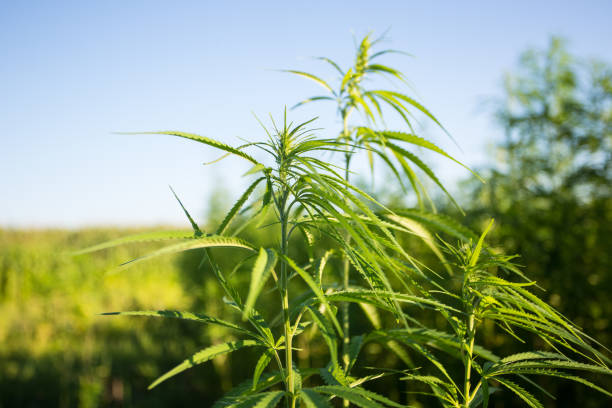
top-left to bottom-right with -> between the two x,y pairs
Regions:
1,220 -> 610,407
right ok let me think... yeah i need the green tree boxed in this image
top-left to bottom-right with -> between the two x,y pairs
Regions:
460,37 -> 612,407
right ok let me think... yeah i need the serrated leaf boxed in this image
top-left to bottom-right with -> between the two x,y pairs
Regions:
314,386 -> 387,408
347,335 -> 365,372
319,363 -> 350,387
149,340 -> 263,389
216,177 -> 266,235
495,378 -> 543,408
499,351 -> 569,366
243,248 -> 278,320
243,163 -> 266,176
386,214 -> 451,275
221,391 -> 285,408
385,141 -> 462,212
282,70 -> 335,94
252,349 -> 274,390
72,230 -> 196,255
169,186 -> 203,236
122,131 -> 259,164
489,360 -> 612,377
300,388 -> 332,408
393,209 -> 478,242
117,235 -> 255,271
213,369 -> 320,407
101,310 -> 256,338
307,306 -> 339,368
374,129 -> 482,181
283,255 -> 343,335
292,363 -> 303,395
470,219 -> 494,267
369,90 -> 448,135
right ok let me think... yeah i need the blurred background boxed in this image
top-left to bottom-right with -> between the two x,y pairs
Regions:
0,1 -> 610,407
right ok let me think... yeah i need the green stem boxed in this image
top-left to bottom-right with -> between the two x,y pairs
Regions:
341,109 -> 353,408
278,189 -> 296,408
463,313 -> 475,408
341,153 -> 352,375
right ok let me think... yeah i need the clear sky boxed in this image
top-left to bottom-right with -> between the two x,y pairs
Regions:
2,0 -> 612,228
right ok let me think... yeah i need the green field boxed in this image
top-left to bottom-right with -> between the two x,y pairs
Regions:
0,228 -> 239,407
1,219 -> 610,407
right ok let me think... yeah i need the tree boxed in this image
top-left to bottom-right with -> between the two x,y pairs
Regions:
461,37 -> 612,407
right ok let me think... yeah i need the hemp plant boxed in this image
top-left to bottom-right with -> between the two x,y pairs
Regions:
77,110 -> 443,407
77,34 -> 612,408
284,33 -> 482,405
284,33 -> 612,407
374,220 -> 612,408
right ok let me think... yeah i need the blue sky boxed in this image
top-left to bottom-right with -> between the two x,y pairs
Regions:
2,1 -> 612,228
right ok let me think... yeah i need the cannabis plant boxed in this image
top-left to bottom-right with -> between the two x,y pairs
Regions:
283,34 -> 611,407
78,34 -> 611,407
284,35 -> 482,400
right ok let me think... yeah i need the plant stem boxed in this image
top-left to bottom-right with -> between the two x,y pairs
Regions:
341,108 -> 353,408
341,153 -> 351,374
278,184 -> 296,408
463,312 -> 476,408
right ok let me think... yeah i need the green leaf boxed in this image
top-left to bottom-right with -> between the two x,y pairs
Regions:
471,382 -> 499,408
495,378 -> 543,408
343,386 -> 406,408
386,214 -> 451,275
169,185 -> 203,236
366,64 -> 406,83
369,91 -> 447,135
300,388 -> 332,408
245,391 -> 284,408
291,96 -> 336,109
512,369 -> 611,397
72,230 -> 196,255
149,340 -> 263,389
252,349 -> 274,390
117,235 -> 255,271
482,379 -> 490,408
326,289 -> 461,314
313,386 -> 387,408
498,351 -> 569,366
315,56 -> 344,75
347,335 -> 365,372
282,70 -> 335,94
385,141 -> 462,212
283,255 -> 343,336
243,248 -> 278,320
375,130 -> 482,181
222,391 -> 285,408
341,68 -> 353,92
489,359 -> 612,377
319,363 -> 350,387
121,131 -> 260,164
243,163 -> 267,176
306,306 -> 339,368
216,177 -> 266,235
292,363 -> 303,395
470,219 -> 494,267
101,310 -> 257,338
213,369 -> 320,407
213,373 -> 284,407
